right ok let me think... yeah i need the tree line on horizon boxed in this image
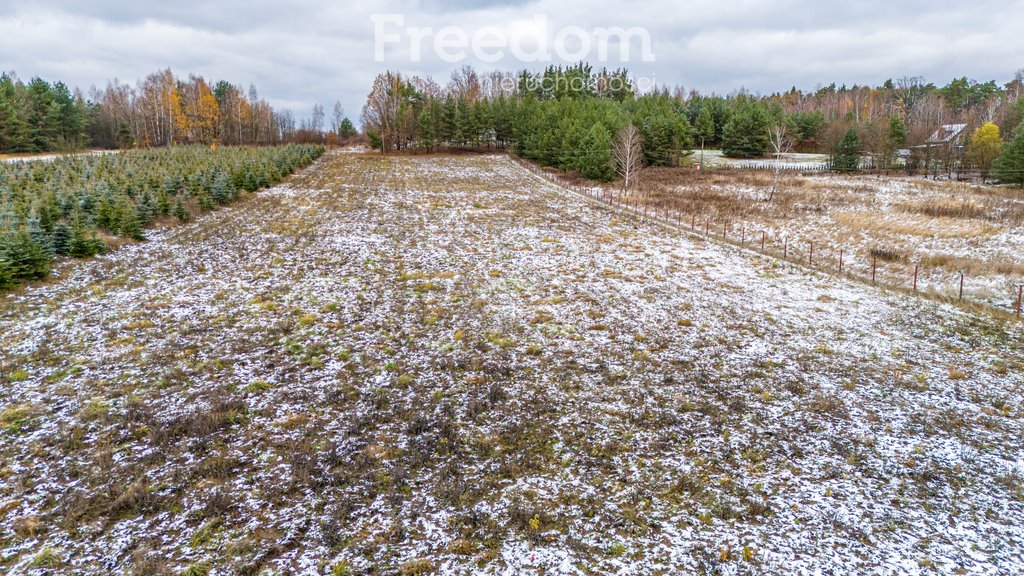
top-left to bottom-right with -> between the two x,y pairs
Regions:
0,69 -> 358,154
361,64 -> 1024,184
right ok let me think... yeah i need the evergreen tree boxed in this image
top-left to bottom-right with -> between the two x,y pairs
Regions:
52,223 -> 71,256
722,104 -> 771,158
558,116 -> 587,170
197,192 -> 214,211
0,257 -> 12,290
455,97 -> 472,148
0,228 -> 51,281
116,198 -> 144,240
68,226 -> 104,258
695,105 -> 715,164
174,198 -> 191,222
137,189 -> 155,226
0,74 -> 34,153
638,112 -> 691,167
211,171 -> 235,204
994,124 -> 1024,185
881,116 -> 908,170
157,190 -> 172,216
887,116 -> 907,150
578,124 -> 614,181
338,118 -> 357,138
471,101 -> 491,148
416,108 -> 436,153
832,127 -> 862,172
27,211 -> 52,255
790,111 -> 826,148
95,182 -> 115,231
440,95 -> 458,147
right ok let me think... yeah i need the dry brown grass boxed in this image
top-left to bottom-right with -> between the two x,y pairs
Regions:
832,212 -> 998,239
577,166 -> 1024,309
870,246 -> 907,263
918,253 -> 1024,276
896,198 -> 988,220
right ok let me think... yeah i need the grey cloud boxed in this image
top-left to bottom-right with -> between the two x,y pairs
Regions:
1,0 -> 1022,125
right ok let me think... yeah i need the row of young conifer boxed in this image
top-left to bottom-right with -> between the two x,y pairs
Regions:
0,144 -> 324,289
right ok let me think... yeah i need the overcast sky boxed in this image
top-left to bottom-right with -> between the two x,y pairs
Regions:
2,0 -> 1023,124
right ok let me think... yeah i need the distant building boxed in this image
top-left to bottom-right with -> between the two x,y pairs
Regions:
911,123 -> 968,177
923,123 -> 967,147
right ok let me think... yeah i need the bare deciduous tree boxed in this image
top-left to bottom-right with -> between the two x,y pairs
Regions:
766,122 -> 794,201
331,100 -> 344,135
613,124 -> 644,194
361,71 -> 405,153
310,103 -> 325,134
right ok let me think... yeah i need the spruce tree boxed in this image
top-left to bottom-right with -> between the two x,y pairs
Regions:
417,108 -> 435,153
440,95 -> 458,147
722,104 -> 771,158
0,257 -> 12,290
137,189 -> 155,226
339,118 -> 357,138
638,112 -> 691,167
27,211 -> 52,255
174,198 -> 191,222
117,199 -> 144,241
695,105 -> 715,165
52,223 -> 71,256
578,124 -> 614,181
68,226 -> 104,258
0,75 -> 34,153
832,128 -> 862,172
212,172 -> 235,205
157,191 -> 171,216
95,183 -> 115,231
994,124 -> 1024,185
1,228 -> 51,281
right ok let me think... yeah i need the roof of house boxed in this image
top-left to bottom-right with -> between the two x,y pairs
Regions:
925,123 -> 967,145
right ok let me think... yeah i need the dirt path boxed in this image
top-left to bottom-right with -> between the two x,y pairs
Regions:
1,152 -> 1022,575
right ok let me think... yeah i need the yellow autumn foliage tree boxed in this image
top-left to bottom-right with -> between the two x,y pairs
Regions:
176,75 -> 220,145
967,122 -> 1002,179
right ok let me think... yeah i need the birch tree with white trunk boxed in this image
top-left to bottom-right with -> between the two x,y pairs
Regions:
767,122 -> 794,202
614,124 -> 644,194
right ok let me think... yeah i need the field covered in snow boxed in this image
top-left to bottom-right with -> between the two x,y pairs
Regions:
695,149 -> 830,170
1,151 -> 1023,575
631,168 -> 1024,312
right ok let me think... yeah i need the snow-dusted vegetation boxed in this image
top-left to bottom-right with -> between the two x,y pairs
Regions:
632,168 -> 1024,311
1,152 -> 1022,575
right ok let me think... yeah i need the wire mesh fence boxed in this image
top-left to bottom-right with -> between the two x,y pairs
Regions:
508,154 -> 1024,319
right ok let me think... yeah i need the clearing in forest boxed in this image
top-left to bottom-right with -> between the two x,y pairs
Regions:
1,151 -> 1022,575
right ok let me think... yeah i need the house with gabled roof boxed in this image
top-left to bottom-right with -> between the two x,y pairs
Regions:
924,123 -> 967,147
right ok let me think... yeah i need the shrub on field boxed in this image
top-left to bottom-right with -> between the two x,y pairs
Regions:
0,227 -> 52,284
869,246 -> 906,262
